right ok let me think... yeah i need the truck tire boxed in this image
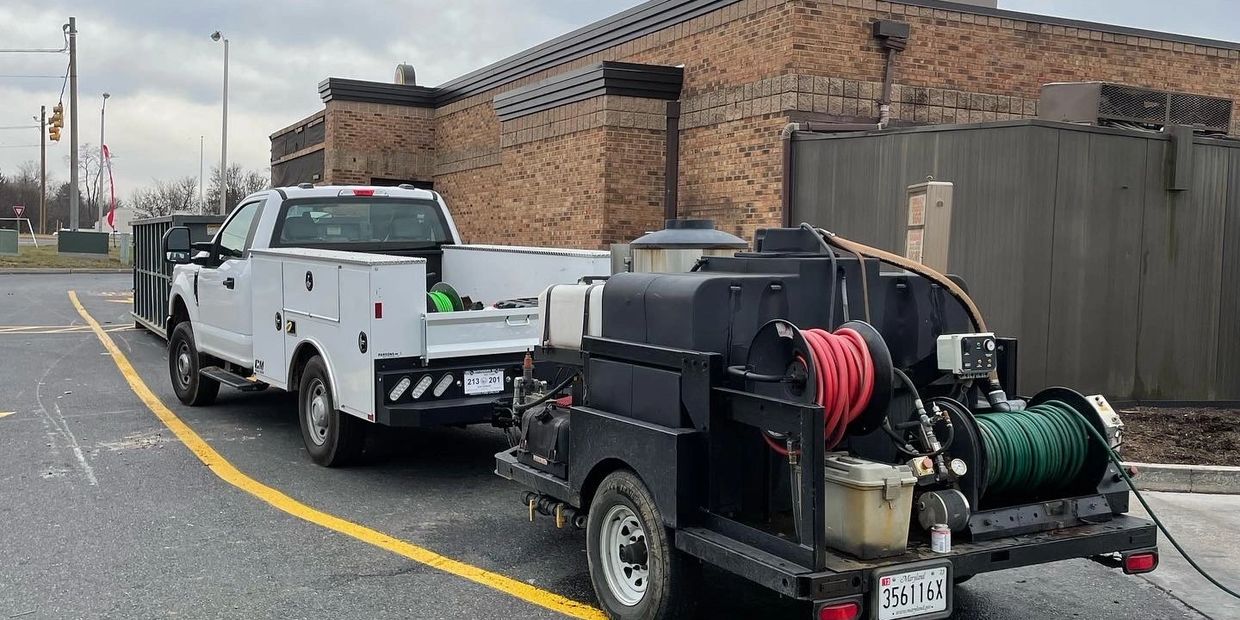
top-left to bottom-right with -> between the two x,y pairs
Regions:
168,322 -> 220,406
298,356 -> 365,467
586,470 -> 700,620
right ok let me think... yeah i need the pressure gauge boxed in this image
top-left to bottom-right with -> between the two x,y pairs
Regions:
949,458 -> 968,477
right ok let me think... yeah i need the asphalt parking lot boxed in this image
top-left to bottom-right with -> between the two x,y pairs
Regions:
0,273 -> 1221,619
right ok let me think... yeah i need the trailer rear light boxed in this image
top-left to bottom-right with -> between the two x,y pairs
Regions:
433,373 -> 454,397
387,376 -> 412,401
410,375 -> 433,399
817,600 -> 861,620
374,302 -> 383,319
1123,551 -> 1159,574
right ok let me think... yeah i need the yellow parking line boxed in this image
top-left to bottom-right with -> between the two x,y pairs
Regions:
68,291 -> 602,619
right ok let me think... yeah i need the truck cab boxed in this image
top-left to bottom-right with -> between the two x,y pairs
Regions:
161,185 -> 608,466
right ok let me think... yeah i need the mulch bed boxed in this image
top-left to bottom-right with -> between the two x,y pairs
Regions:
1119,406 -> 1240,467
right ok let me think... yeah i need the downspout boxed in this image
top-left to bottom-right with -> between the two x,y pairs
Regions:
872,20 -> 909,129
781,122 -> 801,227
664,100 -> 681,220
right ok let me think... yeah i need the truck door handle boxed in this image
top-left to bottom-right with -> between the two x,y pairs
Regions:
223,277 -> 235,289
505,316 -> 532,327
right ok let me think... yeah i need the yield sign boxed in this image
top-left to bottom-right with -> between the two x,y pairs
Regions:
11,205 -> 25,218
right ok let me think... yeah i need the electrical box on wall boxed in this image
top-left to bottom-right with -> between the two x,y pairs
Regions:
903,180 -> 953,273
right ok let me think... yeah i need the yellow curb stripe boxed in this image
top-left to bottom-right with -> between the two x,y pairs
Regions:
68,291 -> 603,619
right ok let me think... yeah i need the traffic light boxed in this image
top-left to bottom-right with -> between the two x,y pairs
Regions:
49,103 -> 64,142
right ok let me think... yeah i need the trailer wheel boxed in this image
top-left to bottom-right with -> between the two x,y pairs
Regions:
168,322 -> 219,406
587,470 -> 699,620
297,356 -> 365,467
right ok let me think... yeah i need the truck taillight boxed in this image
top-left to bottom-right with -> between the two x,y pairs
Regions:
388,376 -> 412,401
374,302 -> 383,319
1123,551 -> 1158,574
817,600 -> 860,620
410,375 -> 433,399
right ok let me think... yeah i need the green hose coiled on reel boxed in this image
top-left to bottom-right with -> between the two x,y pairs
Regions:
975,400 -> 1092,496
427,291 -> 456,313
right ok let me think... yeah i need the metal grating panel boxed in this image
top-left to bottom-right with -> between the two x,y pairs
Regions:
1169,93 -> 1233,132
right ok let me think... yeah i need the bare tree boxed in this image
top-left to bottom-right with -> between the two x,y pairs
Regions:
131,176 -> 200,218
206,164 -> 270,214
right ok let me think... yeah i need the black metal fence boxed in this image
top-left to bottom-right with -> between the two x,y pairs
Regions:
789,119 -> 1240,402
131,215 -> 225,337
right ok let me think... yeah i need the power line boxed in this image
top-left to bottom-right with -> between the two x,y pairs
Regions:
0,28 -> 70,54
0,74 -> 66,79
0,125 -> 41,130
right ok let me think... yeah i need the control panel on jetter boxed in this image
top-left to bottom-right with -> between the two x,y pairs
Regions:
936,333 -> 997,378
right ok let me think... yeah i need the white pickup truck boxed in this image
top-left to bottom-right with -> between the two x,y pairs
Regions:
160,184 -> 609,465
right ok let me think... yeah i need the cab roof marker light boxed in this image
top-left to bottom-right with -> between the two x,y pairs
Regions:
433,373 -> 454,397
410,375 -> 433,399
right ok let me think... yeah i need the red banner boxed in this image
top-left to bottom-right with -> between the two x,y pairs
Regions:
103,144 -> 116,230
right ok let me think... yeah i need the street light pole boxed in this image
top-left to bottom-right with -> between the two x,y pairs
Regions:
199,135 -> 205,209
98,92 -> 109,230
67,17 -> 80,230
211,31 -> 229,215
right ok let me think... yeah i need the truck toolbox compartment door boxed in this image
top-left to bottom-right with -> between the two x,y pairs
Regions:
283,262 -> 340,321
424,308 -> 540,359
250,253 -> 287,386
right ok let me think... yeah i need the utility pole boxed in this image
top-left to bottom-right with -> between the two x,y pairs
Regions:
199,135 -> 205,208
67,16 -> 80,230
39,106 -> 47,235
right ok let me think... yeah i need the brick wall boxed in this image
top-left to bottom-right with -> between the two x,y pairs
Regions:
323,100 -> 435,184
279,0 -> 1240,249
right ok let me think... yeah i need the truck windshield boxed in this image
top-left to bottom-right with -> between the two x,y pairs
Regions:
273,197 -> 450,249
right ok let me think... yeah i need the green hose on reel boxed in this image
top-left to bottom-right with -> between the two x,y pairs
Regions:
975,400 -> 1092,496
426,282 -> 465,313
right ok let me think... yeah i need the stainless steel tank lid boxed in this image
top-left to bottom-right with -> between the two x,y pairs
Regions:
629,219 -> 748,249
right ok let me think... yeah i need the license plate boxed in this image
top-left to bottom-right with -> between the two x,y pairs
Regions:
874,562 -> 951,620
464,368 -> 505,395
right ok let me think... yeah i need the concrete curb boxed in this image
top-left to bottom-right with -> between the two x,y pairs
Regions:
0,267 -> 131,274
1124,462 -> 1240,494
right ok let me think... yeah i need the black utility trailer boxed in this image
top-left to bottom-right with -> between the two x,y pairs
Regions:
496,226 -> 1158,620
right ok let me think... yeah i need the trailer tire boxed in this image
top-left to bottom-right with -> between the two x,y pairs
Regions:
168,322 -> 219,406
587,470 -> 699,620
298,356 -> 365,467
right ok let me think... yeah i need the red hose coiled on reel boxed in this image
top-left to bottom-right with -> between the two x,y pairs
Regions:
764,326 -> 875,455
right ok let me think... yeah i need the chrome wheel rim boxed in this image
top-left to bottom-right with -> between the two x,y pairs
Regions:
175,342 -> 193,388
599,504 -> 648,607
306,379 -> 329,446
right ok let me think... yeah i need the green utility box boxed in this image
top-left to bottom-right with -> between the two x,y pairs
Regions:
57,229 -> 110,256
0,228 -> 16,255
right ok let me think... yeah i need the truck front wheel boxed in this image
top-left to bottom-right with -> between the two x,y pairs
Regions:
297,355 -> 365,467
168,322 -> 219,406
586,470 -> 700,620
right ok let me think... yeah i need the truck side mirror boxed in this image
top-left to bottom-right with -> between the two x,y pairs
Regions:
162,226 -> 193,264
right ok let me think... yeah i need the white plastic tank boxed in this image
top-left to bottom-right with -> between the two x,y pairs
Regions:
629,219 -> 747,273
539,282 -> 606,350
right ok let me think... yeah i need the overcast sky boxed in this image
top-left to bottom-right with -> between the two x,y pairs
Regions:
1,0 -> 1236,200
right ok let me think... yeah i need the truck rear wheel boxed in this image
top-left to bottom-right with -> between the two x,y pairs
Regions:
298,355 -> 365,467
586,470 -> 699,620
168,322 -> 219,406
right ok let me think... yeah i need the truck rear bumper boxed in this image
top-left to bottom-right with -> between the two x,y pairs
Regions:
377,395 -> 503,427
675,514 -> 1157,602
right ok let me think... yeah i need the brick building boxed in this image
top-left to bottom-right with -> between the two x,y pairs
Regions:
270,0 -> 1240,249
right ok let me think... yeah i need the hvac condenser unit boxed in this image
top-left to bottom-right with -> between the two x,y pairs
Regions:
1039,82 -> 1233,134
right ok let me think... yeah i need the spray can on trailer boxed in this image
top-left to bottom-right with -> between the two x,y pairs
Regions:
930,524 -> 951,553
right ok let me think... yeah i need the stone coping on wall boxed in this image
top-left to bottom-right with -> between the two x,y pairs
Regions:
678,73 -> 1038,129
